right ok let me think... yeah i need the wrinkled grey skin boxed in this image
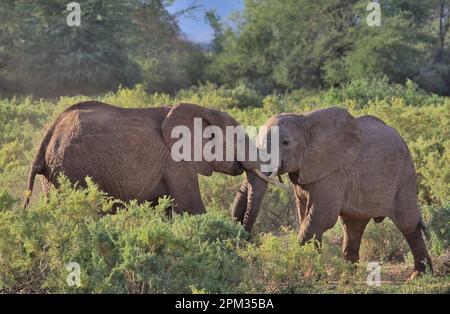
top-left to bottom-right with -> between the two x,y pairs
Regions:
233,107 -> 432,275
25,101 -> 259,214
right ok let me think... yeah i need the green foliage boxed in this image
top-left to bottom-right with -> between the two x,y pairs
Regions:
0,0 -> 204,96
2,0 -> 450,96
0,176 -> 249,293
425,204 -> 450,256
207,0 -> 443,94
330,7 -> 432,86
382,274 -> 450,294
0,189 -> 19,211
176,83 -> 263,109
241,231 -> 328,293
324,78 -> 444,107
0,0 -> 141,96
360,220 -> 409,262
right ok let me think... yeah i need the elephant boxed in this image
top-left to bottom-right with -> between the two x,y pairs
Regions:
24,101 -> 276,214
232,107 -> 433,276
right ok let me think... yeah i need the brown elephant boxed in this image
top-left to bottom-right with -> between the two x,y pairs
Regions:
232,107 -> 433,275
24,101 -> 274,214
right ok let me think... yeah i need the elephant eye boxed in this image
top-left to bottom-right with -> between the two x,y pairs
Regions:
282,140 -> 290,146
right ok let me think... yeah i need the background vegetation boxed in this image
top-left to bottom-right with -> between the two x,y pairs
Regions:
0,0 -> 449,293
2,0 -> 450,97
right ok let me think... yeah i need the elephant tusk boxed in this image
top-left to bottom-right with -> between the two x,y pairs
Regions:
228,181 -> 245,190
251,169 -> 290,189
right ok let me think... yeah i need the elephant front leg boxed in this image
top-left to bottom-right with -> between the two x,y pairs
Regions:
294,177 -> 344,247
298,204 -> 340,247
164,166 -> 206,215
296,190 -> 341,247
340,217 -> 370,263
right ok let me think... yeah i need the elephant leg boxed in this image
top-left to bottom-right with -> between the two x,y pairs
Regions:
341,217 -> 370,263
299,209 -> 339,246
392,177 -> 432,275
401,226 -> 433,275
298,197 -> 340,246
164,166 -> 206,215
296,179 -> 342,247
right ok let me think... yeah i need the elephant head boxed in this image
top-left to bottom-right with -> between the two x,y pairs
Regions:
161,103 -> 278,193
263,107 -> 363,182
232,107 -> 364,232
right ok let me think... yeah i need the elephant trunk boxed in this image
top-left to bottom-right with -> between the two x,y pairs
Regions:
231,180 -> 248,223
231,170 -> 268,232
231,135 -> 282,232
231,138 -> 260,227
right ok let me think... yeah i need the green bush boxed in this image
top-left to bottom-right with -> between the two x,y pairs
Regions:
360,220 -> 409,262
240,231 -> 328,293
424,204 -> 450,256
0,176 -> 249,293
0,189 -> 19,211
176,83 -> 263,110
325,78 -> 443,107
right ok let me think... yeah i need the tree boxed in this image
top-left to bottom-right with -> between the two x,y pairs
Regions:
326,0 -> 434,85
130,0 -> 207,93
207,0 -> 369,92
207,0 -> 440,93
0,0 -> 206,97
0,0 -> 143,96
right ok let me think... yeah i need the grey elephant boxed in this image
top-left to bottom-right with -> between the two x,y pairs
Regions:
24,101 -> 274,213
232,107 -> 433,276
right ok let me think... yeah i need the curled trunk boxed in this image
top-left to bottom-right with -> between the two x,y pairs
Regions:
231,180 -> 249,223
231,170 -> 268,232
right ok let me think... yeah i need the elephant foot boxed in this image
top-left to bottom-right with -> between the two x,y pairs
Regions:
407,271 -> 420,282
402,226 -> 433,277
407,265 -> 433,282
343,251 -> 359,264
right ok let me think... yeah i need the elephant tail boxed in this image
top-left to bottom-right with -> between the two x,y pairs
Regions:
419,215 -> 431,241
24,122 -> 56,209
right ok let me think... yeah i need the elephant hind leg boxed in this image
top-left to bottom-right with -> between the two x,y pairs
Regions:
401,225 -> 433,274
393,177 -> 432,275
341,217 -> 370,263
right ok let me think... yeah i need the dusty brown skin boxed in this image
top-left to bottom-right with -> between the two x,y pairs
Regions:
233,107 -> 433,275
25,101 -> 259,214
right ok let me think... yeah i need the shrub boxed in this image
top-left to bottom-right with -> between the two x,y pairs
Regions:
0,176 -> 249,293
325,78 -> 443,107
424,204 -> 450,256
176,83 -> 263,110
0,189 -> 19,211
241,230 -> 328,293
360,220 -> 409,262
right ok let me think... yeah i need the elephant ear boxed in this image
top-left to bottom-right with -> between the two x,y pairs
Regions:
162,103 -> 222,176
297,107 -> 363,184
